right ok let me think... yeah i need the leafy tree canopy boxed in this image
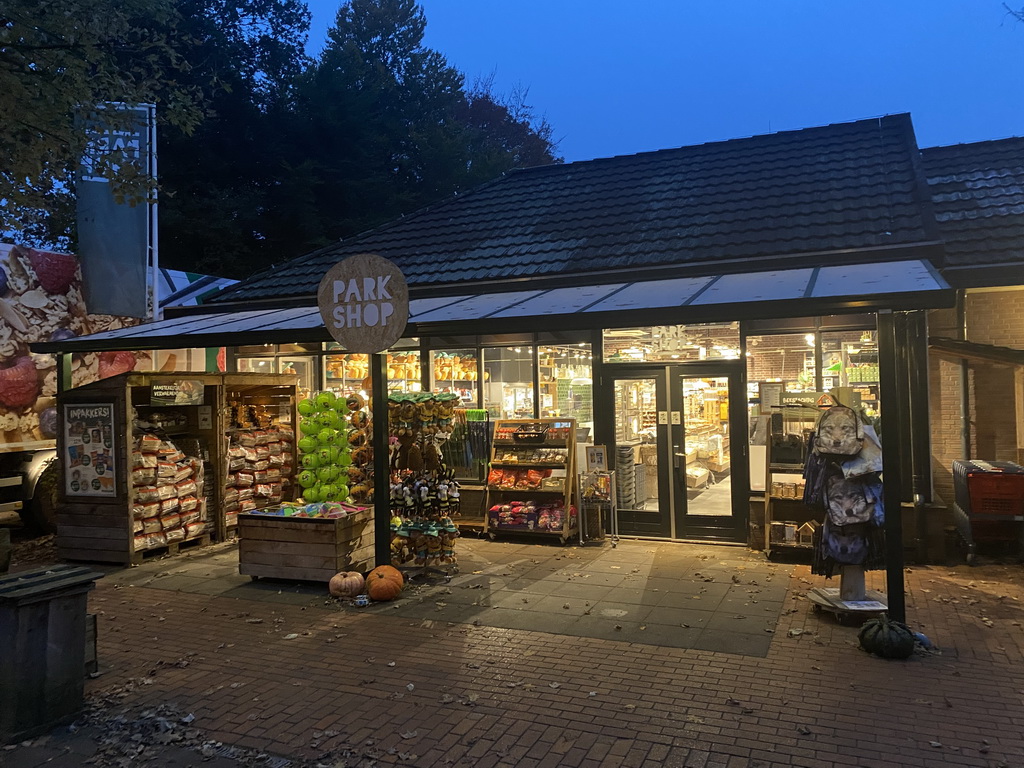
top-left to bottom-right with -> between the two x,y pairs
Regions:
4,0 -> 560,279
0,0 -> 204,240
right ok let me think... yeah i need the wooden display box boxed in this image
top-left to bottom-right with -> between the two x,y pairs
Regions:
237,510 -> 375,582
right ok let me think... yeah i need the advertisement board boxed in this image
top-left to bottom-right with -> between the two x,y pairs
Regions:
63,402 -> 116,497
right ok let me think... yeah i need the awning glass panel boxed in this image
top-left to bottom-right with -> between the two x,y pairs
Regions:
811,261 -> 939,298
585,276 -> 714,312
489,284 -> 626,317
32,259 -> 952,354
409,290 -> 545,323
690,269 -> 815,304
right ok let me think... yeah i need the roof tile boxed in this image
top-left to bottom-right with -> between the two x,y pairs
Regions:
214,114 -> 935,304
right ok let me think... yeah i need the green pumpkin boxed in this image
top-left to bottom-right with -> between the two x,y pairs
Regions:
858,614 -> 915,659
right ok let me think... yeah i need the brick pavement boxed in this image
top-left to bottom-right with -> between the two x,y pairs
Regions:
5,542 -> 1024,768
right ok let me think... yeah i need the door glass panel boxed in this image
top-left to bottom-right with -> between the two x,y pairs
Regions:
613,379 -> 659,512
680,376 -> 732,517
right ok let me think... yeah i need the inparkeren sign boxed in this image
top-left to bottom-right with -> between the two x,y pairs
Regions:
317,254 -> 409,353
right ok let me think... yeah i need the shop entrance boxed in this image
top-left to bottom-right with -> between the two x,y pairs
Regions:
610,364 -> 747,542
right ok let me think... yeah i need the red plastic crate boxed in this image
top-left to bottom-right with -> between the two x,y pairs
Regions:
968,473 -> 1024,518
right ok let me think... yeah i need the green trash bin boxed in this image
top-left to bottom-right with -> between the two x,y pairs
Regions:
0,564 -> 103,743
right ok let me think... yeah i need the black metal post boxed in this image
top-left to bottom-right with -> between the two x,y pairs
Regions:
906,311 -> 932,503
877,310 -> 905,622
893,313 -> 914,501
370,352 -> 391,568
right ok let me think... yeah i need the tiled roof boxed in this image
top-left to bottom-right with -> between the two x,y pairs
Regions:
212,113 -> 938,304
921,137 -> 1024,269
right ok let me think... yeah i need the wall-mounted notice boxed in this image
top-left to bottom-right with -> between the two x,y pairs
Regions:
151,380 -> 204,406
63,402 -> 116,496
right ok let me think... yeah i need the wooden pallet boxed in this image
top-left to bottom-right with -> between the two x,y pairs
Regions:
131,533 -> 212,565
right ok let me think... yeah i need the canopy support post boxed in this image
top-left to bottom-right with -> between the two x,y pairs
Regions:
877,310 -> 906,622
371,352 -> 391,569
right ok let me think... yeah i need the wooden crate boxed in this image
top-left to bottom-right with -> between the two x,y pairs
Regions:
237,510 -> 375,582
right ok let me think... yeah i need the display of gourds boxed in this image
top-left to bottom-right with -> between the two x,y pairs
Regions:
858,614 -> 916,659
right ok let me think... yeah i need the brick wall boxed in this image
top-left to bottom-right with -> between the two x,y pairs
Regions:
928,290 -> 1024,507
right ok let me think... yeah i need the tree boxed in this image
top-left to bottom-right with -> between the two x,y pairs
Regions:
0,0 -> 204,238
286,0 -> 560,260
153,0 -> 311,276
458,76 -> 559,182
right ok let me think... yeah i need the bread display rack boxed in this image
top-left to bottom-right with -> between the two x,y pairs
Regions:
55,372 -> 297,565
485,418 -> 578,543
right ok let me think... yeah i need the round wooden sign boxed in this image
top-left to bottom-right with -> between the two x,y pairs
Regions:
317,254 -> 409,353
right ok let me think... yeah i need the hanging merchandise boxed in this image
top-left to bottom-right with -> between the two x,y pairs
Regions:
808,405 -> 886,578
386,391 -> 462,571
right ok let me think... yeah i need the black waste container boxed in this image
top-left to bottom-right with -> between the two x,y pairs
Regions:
0,564 -> 103,743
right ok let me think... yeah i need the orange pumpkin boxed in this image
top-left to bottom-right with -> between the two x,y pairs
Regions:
366,565 -> 404,601
328,571 -> 365,599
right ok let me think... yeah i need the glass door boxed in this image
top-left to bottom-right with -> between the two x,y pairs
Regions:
610,371 -> 671,537
672,368 -> 748,541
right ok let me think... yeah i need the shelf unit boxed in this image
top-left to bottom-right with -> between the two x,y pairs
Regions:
485,418 -> 578,543
763,407 -> 819,558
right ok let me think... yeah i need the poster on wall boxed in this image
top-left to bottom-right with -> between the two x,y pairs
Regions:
150,380 -> 204,406
63,403 -> 116,496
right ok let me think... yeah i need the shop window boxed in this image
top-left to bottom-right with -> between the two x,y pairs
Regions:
539,343 -> 593,433
483,346 -> 535,419
822,330 -> 879,419
746,333 -> 817,397
431,349 -> 478,406
324,349 -> 422,397
603,323 -> 740,363
745,333 -> 818,491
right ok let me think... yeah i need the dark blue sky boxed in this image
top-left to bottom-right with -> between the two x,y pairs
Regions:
305,1 -> 1024,162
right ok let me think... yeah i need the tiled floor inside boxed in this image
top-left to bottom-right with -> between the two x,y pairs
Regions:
105,535 -> 793,657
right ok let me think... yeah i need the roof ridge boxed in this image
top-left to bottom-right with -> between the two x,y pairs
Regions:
506,113 -> 914,176
922,135 -> 1024,155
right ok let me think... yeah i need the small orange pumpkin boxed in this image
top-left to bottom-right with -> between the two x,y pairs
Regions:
366,565 -> 404,602
329,571 -> 365,599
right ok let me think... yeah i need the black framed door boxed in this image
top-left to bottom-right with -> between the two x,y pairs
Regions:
670,364 -> 748,541
604,364 -> 748,541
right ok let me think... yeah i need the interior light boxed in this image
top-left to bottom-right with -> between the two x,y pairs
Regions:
805,334 -> 815,346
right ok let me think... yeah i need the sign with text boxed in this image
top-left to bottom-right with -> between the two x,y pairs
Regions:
317,254 -> 409,353
63,403 -> 116,497
76,103 -> 156,318
150,380 -> 204,406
